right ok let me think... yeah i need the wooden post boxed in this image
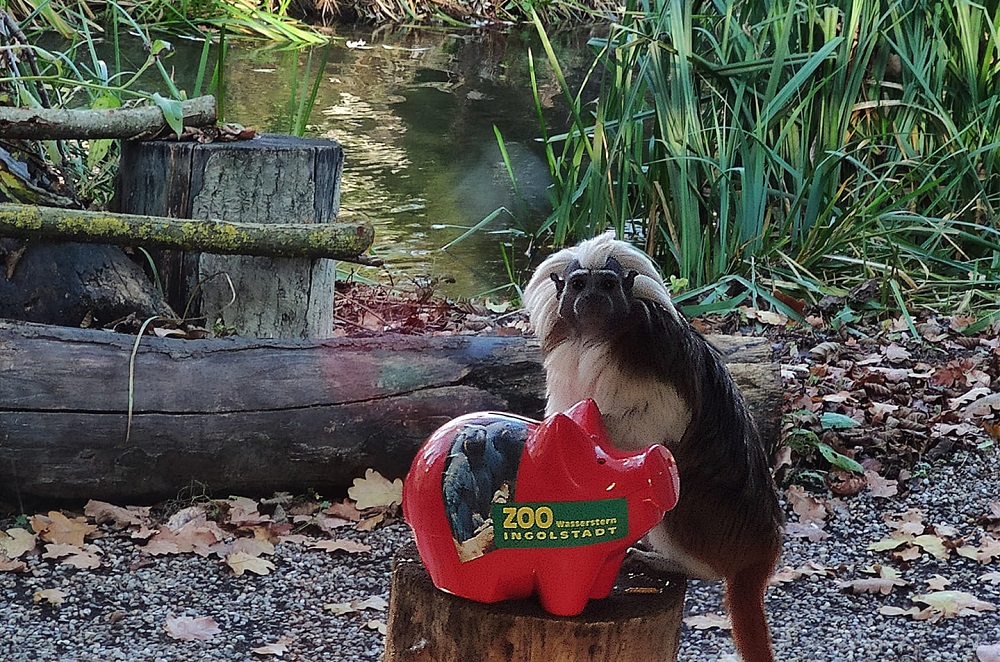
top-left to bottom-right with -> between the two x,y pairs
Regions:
114,134 -> 345,338
384,543 -> 685,662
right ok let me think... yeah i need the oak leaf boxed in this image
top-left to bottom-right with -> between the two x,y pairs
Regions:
785,486 -> 827,523
839,566 -> 908,595
911,590 -> 996,622
683,613 -> 732,630
0,559 -> 26,572
864,470 -> 898,498
32,511 -> 97,547
925,575 -> 951,591
308,539 -> 371,554
84,500 -> 149,529
978,644 -> 1000,662
227,497 -> 270,526
226,552 -> 275,576
348,469 -> 403,510
33,588 -> 67,605
366,620 -> 387,635
0,527 -> 37,559
251,637 -> 293,656
164,615 -> 221,641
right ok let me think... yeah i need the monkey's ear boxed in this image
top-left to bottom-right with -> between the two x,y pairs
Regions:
550,273 -> 565,296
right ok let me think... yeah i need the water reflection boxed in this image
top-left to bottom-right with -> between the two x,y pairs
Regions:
220,27 -> 586,298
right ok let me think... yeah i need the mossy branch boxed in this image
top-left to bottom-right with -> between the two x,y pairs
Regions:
0,203 -> 378,264
0,95 -> 217,139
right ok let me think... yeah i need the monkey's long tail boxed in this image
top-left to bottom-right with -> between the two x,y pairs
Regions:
726,558 -> 775,662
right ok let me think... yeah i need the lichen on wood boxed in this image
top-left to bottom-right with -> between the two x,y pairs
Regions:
0,203 -> 375,262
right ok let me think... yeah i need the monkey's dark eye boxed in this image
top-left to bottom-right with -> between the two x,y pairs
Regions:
570,276 -> 586,291
600,276 -> 616,291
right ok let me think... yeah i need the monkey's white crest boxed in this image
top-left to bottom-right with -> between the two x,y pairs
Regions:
523,232 -> 678,343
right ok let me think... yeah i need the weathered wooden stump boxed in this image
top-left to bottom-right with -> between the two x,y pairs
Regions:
114,134 -> 344,338
384,543 -> 685,662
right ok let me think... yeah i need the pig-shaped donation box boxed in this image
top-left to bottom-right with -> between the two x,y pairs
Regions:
403,399 -> 680,616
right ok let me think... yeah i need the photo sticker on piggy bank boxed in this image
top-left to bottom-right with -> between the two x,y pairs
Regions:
440,419 -> 529,561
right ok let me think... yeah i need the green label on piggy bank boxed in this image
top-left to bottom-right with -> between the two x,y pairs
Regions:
492,499 -> 629,549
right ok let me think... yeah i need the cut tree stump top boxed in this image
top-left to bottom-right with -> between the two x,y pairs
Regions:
385,543 -> 685,662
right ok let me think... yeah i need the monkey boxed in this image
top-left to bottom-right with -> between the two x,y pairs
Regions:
523,232 -> 784,662
442,426 -> 493,542
442,421 -> 530,542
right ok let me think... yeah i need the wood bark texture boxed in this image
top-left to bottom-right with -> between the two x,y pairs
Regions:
0,95 -> 217,139
0,321 -> 779,503
384,543 -> 685,662
114,134 -> 345,338
0,204 -> 374,261
0,239 -> 175,327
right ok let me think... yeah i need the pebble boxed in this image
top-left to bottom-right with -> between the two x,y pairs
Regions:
2,446 -> 998,661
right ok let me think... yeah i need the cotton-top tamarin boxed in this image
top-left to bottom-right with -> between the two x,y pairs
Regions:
523,233 -> 783,662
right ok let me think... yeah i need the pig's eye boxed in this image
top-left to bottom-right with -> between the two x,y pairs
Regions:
596,458 -> 606,465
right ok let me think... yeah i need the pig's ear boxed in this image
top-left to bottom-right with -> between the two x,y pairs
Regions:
564,399 -> 609,439
564,399 -> 626,458
529,412 -> 594,468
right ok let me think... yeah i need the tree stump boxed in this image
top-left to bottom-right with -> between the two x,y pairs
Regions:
114,134 -> 344,338
384,543 -> 685,662
0,238 -> 174,327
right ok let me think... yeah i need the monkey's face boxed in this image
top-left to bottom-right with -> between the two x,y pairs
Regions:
550,257 -> 638,338
523,232 -> 680,350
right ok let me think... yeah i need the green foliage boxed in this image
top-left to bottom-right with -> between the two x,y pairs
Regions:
1,3 -> 215,206
531,0 -> 1000,316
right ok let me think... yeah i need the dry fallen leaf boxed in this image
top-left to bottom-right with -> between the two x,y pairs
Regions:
683,612 -> 732,630
864,470 -> 899,498
251,637 -> 294,656
925,575 -> 951,591
226,497 -> 270,526
838,566 -> 908,595
785,486 -> 827,524
324,595 -> 388,615
981,572 -> 1000,586
84,500 -> 149,529
883,591 -> 997,623
784,521 -> 830,542
347,469 -> 403,510
912,534 -> 951,560
366,620 -> 387,635
979,643 -> 1000,662
309,539 -> 372,554
32,511 -> 98,547
164,615 -> 221,641
32,588 -> 67,605
0,559 -> 26,573
226,552 -> 275,577
0,527 -> 37,559
42,543 -> 103,569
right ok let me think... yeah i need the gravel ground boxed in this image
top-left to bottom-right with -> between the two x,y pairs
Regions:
2,445 -> 998,661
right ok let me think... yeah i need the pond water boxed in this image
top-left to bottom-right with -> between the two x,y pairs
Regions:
166,26 -> 596,298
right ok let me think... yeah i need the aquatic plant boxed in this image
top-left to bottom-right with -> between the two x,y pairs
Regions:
530,0 -> 1000,319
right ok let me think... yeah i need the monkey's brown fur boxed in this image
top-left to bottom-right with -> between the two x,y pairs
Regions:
523,233 -> 783,662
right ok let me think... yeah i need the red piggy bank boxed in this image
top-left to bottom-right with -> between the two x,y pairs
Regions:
403,399 -> 680,616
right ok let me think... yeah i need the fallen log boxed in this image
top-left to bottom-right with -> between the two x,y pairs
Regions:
0,320 -> 780,503
0,95 -> 217,140
0,203 -> 375,263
